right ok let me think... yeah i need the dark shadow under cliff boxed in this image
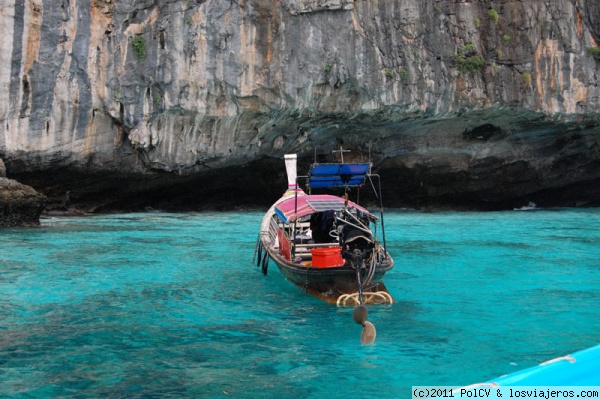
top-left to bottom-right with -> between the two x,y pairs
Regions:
5,109 -> 600,213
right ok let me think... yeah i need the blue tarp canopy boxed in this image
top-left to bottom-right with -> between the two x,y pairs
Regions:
308,163 -> 371,188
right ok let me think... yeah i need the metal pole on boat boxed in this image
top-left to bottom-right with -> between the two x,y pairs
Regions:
373,174 -> 388,256
354,252 -> 365,306
292,180 -> 298,260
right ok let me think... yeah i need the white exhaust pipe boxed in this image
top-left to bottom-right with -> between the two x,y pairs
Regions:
284,154 -> 297,190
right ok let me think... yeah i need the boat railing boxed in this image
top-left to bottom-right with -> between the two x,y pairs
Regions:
295,242 -> 340,250
267,217 -> 279,249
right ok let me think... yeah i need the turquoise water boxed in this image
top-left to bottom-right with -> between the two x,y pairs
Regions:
1,209 -> 599,398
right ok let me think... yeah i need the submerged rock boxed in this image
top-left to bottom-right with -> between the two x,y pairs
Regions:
0,178 -> 48,227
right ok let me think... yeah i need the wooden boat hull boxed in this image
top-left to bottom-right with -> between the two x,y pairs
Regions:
265,245 -> 393,291
267,248 -> 394,304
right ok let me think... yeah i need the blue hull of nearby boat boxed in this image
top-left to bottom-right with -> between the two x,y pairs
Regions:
487,345 -> 600,385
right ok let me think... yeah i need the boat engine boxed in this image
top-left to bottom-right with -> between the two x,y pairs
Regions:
340,225 -> 373,262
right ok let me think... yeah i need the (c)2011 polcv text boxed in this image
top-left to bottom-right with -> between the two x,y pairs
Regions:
412,386 -> 600,398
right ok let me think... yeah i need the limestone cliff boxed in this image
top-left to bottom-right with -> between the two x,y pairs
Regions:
0,0 -> 599,211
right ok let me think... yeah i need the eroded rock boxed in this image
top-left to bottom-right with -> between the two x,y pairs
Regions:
0,178 -> 48,227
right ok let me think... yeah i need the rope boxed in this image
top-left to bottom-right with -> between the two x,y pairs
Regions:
336,291 -> 393,306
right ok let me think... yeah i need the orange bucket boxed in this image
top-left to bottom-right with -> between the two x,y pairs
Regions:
310,247 -> 344,268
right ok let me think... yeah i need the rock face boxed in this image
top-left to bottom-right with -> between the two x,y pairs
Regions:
0,177 -> 47,227
0,0 -> 599,211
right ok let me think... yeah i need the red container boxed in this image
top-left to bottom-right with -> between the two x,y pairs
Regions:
310,247 -> 344,268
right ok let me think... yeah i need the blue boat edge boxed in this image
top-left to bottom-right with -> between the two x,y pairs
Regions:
464,345 -> 600,387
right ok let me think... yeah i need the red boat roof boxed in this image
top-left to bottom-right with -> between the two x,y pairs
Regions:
274,194 -> 376,223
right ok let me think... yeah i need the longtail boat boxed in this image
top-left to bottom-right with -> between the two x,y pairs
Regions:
254,152 -> 394,307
